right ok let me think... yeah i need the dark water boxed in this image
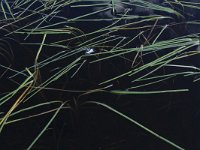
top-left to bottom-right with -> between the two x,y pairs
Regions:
1,1 -> 200,150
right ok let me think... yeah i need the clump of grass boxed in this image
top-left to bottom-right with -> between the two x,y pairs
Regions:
0,0 -> 200,149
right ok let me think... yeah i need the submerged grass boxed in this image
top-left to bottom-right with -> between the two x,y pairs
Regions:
0,0 -> 200,149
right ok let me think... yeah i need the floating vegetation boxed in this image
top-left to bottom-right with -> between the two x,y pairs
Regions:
0,0 -> 200,149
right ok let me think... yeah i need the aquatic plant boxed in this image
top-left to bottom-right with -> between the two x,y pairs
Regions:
0,0 -> 200,149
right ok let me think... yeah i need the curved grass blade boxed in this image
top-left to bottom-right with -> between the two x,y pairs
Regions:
84,101 -> 185,150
